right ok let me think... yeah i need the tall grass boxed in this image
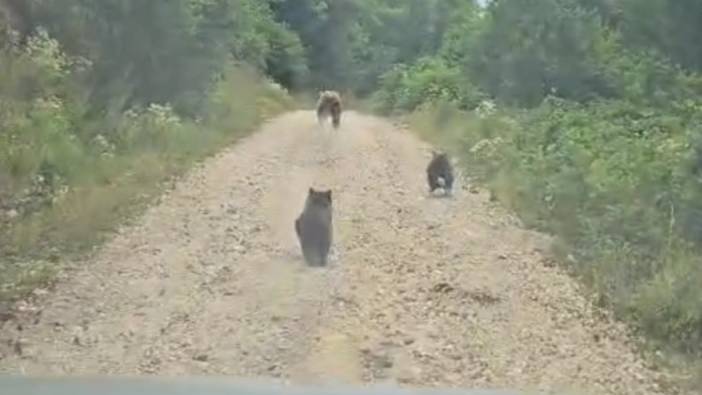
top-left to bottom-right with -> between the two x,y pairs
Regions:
0,34 -> 293,303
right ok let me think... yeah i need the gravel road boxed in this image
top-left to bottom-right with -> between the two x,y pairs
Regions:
0,111 -> 674,395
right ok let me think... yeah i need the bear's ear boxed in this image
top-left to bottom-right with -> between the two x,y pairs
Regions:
308,187 -> 315,195
324,190 -> 332,202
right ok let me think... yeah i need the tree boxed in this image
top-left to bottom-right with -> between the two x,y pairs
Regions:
619,0 -> 702,72
5,0 -> 306,114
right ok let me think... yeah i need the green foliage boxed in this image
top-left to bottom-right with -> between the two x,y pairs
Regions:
361,0 -> 702,364
619,0 -> 702,73
0,23 -> 292,303
372,58 -> 485,114
3,0 -> 702,377
467,0 -> 617,105
5,0 -> 305,112
367,0 -> 702,112
270,0 -> 478,94
411,98 -> 702,357
271,0 -> 361,90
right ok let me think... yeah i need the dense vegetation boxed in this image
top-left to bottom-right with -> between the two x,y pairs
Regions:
2,0 -> 701,378
363,0 -> 702,365
0,0 -> 297,302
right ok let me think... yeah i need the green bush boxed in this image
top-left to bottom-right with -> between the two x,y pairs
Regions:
372,58 -> 485,114
410,98 -> 702,356
0,29 -> 292,304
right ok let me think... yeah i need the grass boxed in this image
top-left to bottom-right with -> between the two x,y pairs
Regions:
0,67 -> 293,305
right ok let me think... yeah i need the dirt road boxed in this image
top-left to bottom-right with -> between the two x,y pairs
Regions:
0,111 -> 672,394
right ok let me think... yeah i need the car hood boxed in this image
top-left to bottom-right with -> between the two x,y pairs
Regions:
0,376 -> 548,395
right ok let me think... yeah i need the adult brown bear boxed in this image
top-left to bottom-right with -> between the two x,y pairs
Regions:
316,90 -> 342,129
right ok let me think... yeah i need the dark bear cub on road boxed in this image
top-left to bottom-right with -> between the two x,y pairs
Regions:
426,151 -> 454,196
295,188 -> 333,267
316,90 -> 342,129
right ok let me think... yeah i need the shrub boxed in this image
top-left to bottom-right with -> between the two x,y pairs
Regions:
372,58 -> 485,114
409,97 -> 702,356
0,29 -> 292,304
